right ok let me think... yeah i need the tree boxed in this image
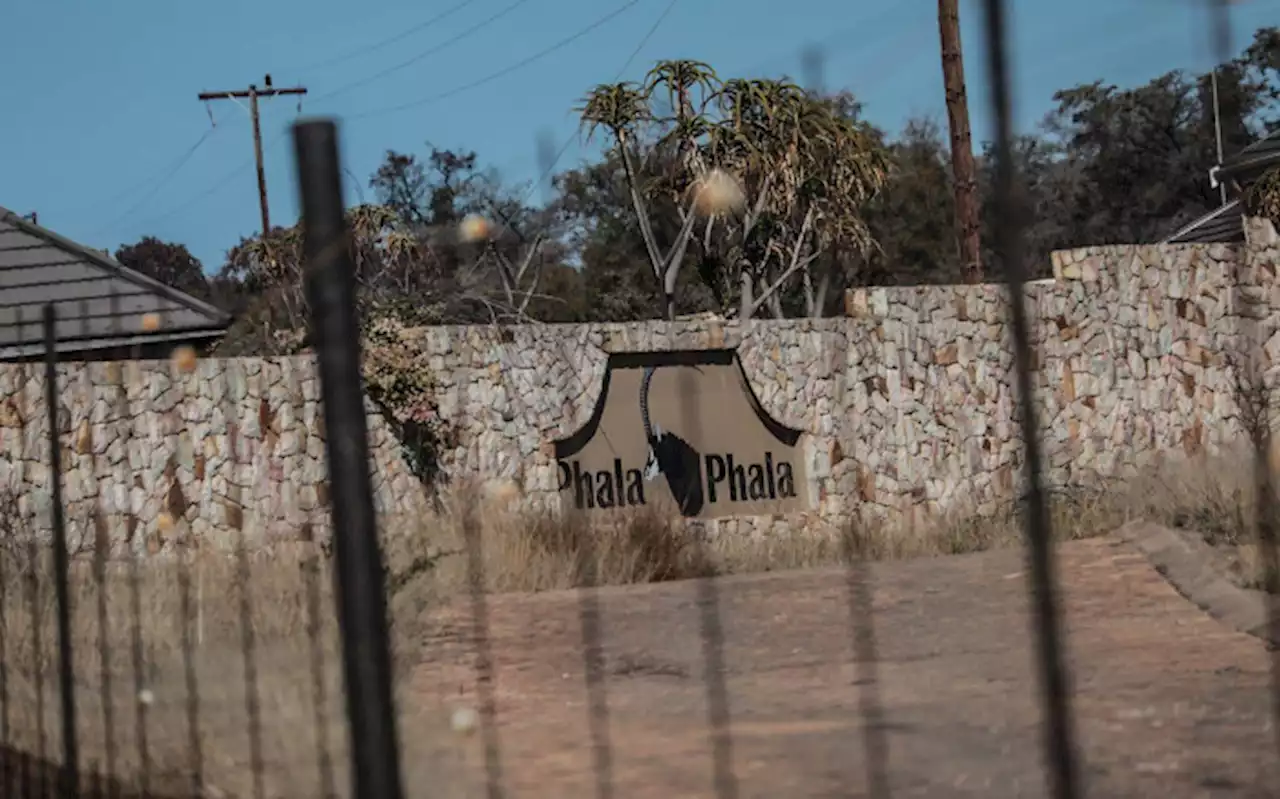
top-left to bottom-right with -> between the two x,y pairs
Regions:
370,147 -> 487,229
215,206 -> 434,355
114,237 -> 213,302
551,153 -> 716,321
577,59 -> 889,320
708,80 -> 889,317
216,144 -> 582,354
862,118 -> 961,285
579,76 -> 696,321
195,25 -> 1280,331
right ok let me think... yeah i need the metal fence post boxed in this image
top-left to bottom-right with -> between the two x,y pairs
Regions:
293,118 -> 406,799
42,303 -> 79,798
977,1 -> 1081,797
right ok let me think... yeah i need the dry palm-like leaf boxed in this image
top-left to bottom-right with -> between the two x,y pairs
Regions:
348,203 -> 397,233
644,60 -> 720,117
577,82 -> 651,142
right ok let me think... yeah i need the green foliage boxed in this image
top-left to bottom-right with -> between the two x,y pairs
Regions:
360,313 -> 455,484
114,237 -> 215,303
361,315 -> 439,426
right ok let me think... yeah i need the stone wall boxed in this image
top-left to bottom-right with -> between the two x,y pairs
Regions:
2,219 -> 1278,548
421,233 -> 1266,533
0,357 -> 429,553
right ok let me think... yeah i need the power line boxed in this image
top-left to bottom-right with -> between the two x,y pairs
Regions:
308,0 -> 537,106
345,0 -> 643,121
87,126 -> 223,239
288,0 -> 482,75
509,0 -> 681,207
137,129 -> 291,231
139,0 -> 666,240
70,126 -> 224,222
732,6 -> 906,81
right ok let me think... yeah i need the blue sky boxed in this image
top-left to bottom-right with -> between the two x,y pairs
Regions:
1,0 -> 1276,271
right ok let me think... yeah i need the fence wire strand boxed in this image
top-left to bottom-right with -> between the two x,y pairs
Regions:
978,0 -> 1083,796
116,297 -> 153,799
44,303 -> 80,799
18,307 -> 49,799
677,372 -> 739,799
843,549 -> 890,798
296,385 -> 336,798
160,316 -> 205,799
0,395 -> 9,796
461,504 -> 507,799
223,370 -> 267,799
575,532 -> 615,799
1208,0 -> 1280,763
90,298 -> 117,798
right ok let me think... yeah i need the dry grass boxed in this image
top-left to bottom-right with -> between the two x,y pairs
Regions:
386,454 -> 1270,591
0,451 -> 1276,797
0,543 -> 474,798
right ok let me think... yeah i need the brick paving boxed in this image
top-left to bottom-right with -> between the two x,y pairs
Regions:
412,536 -> 1279,798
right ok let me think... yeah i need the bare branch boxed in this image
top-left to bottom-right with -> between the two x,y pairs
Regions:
617,134 -> 665,281
740,170 -> 774,238
664,201 -> 702,295
513,233 -> 545,284
748,207 -> 818,317
517,259 -> 543,314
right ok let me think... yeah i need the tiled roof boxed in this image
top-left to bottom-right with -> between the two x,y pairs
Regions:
0,206 -> 230,359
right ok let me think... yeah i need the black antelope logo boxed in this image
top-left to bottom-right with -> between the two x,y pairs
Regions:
640,364 -> 705,516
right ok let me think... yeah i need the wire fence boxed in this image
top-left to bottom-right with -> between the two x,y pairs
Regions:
1,0 -> 1278,796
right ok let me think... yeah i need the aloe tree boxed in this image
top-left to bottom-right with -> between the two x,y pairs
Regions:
579,76 -> 705,320
710,79 -> 888,318
646,60 -> 720,175
579,61 -> 889,321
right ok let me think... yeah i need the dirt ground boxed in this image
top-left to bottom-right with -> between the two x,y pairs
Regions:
409,535 -> 1280,798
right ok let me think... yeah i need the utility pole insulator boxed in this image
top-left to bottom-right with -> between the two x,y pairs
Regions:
198,79 -> 308,237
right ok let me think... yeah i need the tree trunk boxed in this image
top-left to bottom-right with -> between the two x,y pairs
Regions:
938,0 -> 983,282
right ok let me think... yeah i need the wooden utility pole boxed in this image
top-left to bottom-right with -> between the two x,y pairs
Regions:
937,0 -> 982,281
198,75 -> 307,236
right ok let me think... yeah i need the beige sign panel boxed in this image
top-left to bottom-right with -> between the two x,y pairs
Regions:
554,350 -> 808,518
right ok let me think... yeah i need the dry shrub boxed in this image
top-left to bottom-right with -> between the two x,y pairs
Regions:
381,484 -> 713,597
0,536 -> 471,799
376,454 -> 1275,598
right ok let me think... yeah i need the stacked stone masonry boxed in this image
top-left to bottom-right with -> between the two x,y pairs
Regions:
2,219 -> 1278,548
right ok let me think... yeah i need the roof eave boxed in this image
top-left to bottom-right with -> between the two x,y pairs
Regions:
0,325 -> 228,361
1161,200 -> 1242,245
1218,151 -> 1280,183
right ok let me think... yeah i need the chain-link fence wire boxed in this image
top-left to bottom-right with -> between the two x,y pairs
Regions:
979,0 -> 1082,794
1210,0 -> 1280,763
0,293 -> 351,797
4,1 -> 1280,796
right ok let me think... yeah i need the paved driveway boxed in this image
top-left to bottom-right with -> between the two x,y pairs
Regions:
411,536 -> 1279,798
